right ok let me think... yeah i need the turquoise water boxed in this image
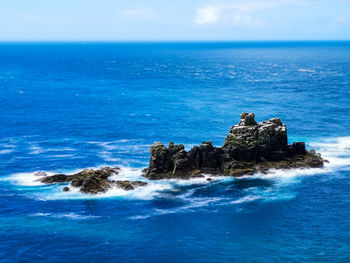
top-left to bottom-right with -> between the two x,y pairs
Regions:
0,42 -> 350,262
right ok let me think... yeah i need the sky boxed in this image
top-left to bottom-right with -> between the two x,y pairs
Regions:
0,0 -> 349,41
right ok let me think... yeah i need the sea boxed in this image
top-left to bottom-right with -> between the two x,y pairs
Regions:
0,42 -> 350,262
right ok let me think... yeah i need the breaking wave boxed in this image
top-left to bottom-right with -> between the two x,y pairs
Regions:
2,136 -> 350,217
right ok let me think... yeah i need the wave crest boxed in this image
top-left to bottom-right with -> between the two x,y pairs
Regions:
2,136 -> 349,217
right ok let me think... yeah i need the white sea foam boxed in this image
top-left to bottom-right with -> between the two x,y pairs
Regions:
0,143 -> 16,148
28,146 -> 45,155
310,136 -> 350,165
30,212 -> 101,220
28,146 -> 77,155
49,147 -> 76,152
230,136 -> 350,203
129,197 -> 225,220
155,197 -> 224,215
0,149 -> 13,154
90,140 -> 149,163
39,182 -> 172,201
2,171 -> 54,186
4,137 -> 350,209
8,166 -> 171,201
167,174 -> 233,186
98,151 -> 122,162
3,166 -> 107,187
128,215 -> 152,220
230,195 -> 262,204
297,68 -> 316,73
51,154 -> 77,158
312,137 -> 350,152
255,167 -> 326,181
6,166 -> 223,202
253,136 -> 350,182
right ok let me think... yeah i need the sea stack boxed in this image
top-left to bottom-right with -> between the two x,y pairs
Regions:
143,113 -> 324,179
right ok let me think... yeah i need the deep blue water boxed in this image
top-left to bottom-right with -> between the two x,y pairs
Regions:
0,42 -> 350,262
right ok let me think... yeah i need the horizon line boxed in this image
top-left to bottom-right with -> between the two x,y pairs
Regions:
0,40 -> 349,44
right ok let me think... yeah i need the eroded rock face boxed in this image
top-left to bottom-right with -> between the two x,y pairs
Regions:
39,113 -> 326,191
224,112 -> 288,161
39,167 -> 148,194
143,113 -> 325,180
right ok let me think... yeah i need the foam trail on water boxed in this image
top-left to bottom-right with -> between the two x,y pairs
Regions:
3,137 -> 350,205
1,171 -> 54,186
129,197 -> 225,220
5,166 -> 174,201
0,149 -> 14,154
256,136 -> 350,182
310,136 -> 350,167
230,195 -> 262,204
30,212 -> 101,220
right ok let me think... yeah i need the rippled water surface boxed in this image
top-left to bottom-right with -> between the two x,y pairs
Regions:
0,42 -> 350,262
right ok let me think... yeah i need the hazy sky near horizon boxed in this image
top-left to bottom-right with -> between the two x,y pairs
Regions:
0,0 -> 349,41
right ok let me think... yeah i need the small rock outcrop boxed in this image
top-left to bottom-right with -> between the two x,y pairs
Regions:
143,113 -> 324,180
116,180 -> 148,191
39,167 -> 148,194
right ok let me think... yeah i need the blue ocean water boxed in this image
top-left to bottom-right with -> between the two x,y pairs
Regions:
0,42 -> 350,262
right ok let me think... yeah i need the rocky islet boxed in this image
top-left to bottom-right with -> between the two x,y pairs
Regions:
39,167 -> 149,194
143,113 -> 324,179
39,113 -> 325,193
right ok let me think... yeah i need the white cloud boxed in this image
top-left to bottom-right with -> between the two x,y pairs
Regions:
195,6 -> 219,25
195,1 -> 303,26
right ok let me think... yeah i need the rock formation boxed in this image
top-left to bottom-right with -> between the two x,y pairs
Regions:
39,113 -> 325,194
143,113 -> 324,179
39,167 -> 148,194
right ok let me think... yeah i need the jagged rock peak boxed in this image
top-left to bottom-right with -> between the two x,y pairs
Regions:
224,112 -> 287,152
143,112 -> 324,180
239,112 -> 257,126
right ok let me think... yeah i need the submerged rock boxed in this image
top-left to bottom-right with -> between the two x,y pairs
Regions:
34,171 -> 47,177
39,167 -> 148,194
116,180 -> 148,191
143,113 -> 325,180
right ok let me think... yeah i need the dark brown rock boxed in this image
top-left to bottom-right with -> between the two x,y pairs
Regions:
143,113 -> 325,180
80,177 -> 112,194
224,114 -> 288,160
116,180 -> 148,191
39,167 -> 121,194
131,181 -> 148,187
41,174 -> 68,184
